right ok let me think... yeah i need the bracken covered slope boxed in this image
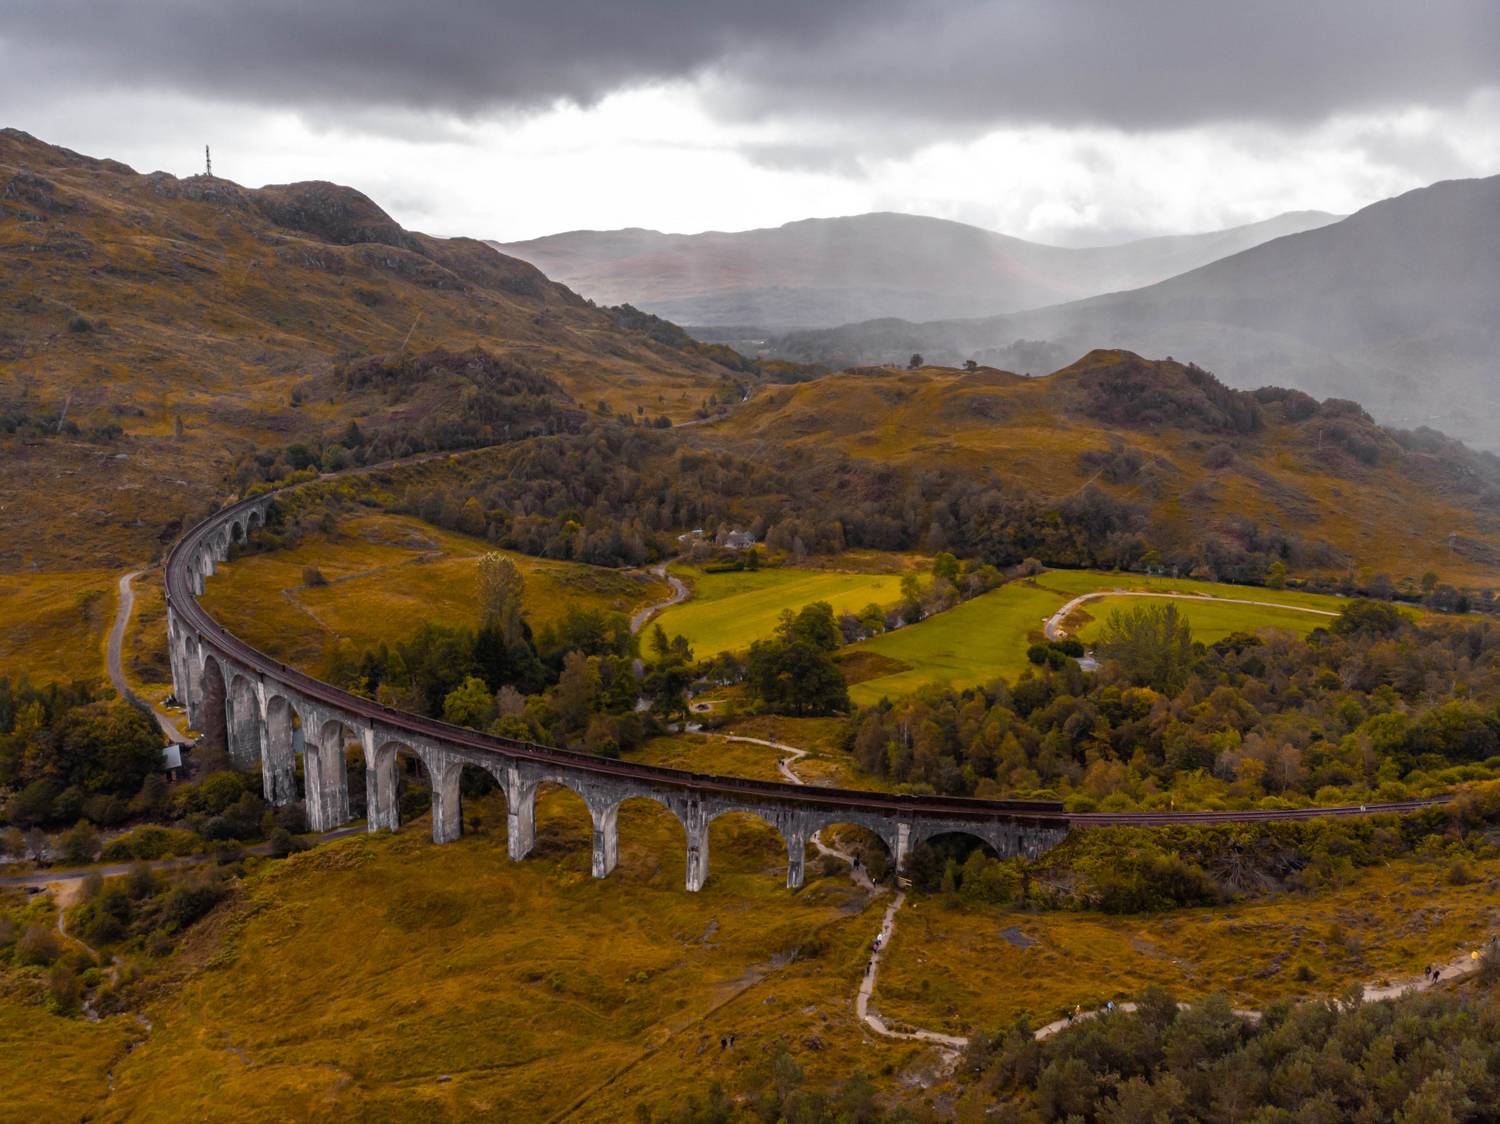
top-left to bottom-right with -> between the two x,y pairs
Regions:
702,350 -> 1500,587
0,128 -> 745,569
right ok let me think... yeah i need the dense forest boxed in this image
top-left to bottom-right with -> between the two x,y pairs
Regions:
851,601 -> 1500,808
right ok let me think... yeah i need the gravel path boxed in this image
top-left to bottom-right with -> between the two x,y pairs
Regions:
109,569 -> 186,743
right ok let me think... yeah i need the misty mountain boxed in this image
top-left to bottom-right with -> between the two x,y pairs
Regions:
772,176 -> 1500,450
490,210 -> 1338,331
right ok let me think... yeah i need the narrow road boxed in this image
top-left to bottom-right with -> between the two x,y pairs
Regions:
630,564 -> 690,634
109,569 -> 186,743
1044,588 -> 1338,643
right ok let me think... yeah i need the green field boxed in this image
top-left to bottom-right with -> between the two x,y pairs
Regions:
655,565 -> 909,657
845,571 -> 1350,705
1071,595 -> 1334,645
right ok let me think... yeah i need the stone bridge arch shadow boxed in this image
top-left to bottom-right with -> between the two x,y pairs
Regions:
905,830 -> 1009,895
366,740 -> 435,835
196,655 -> 230,771
454,761 -> 507,843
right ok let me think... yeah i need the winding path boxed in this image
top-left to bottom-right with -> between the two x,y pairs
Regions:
109,569 -> 185,743
1043,588 -> 1338,643
630,564 -> 690,634
713,730 -> 963,1048
716,734 -> 1485,1055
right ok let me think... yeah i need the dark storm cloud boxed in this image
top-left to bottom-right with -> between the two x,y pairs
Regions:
4,0 -> 1498,132
0,0 -> 885,116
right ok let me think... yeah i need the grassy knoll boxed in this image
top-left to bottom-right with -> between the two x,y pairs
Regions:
88,799 -> 892,1121
877,853 -> 1500,1037
200,513 -> 667,676
0,568 -> 119,685
655,565 -> 911,657
628,732 -> 788,782
845,571 -> 1351,705
629,719 -> 879,791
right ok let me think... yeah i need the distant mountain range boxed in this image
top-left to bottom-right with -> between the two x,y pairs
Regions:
770,176 -> 1500,449
491,210 -> 1340,331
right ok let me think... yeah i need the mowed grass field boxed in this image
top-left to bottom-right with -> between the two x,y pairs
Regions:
200,513 -> 668,676
654,565 -> 911,657
844,571 -> 1351,705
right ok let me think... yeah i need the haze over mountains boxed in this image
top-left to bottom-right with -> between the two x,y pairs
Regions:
773,176 -> 1500,450
492,210 -> 1340,332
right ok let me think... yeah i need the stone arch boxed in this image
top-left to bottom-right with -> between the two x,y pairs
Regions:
811,820 -> 897,882
229,519 -> 245,544
453,760 -> 506,840
246,508 -> 264,532
602,793 -> 686,883
306,718 -> 356,832
179,633 -> 201,720
706,806 -> 790,890
904,828 -> 1006,893
226,674 -> 262,771
529,775 -> 596,864
366,739 -> 435,834
263,694 -> 302,806
197,652 -> 229,760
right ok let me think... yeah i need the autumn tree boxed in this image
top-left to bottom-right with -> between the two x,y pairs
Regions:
1095,602 -> 1195,693
477,552 -> 526,645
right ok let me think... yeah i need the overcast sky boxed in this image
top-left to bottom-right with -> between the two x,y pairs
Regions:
3,1 -> 1498,244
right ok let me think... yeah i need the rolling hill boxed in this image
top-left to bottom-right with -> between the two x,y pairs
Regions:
771,176 -> 1500,449
0,128 -> 753,570
492,210 -> 1339,332
697,350 -> 1500,588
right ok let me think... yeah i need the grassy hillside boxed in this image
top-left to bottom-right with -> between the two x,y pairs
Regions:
199,513 -> 666,681
6,820 -> 1498,1119
80,819 -> 892,1121
0,128 -> 751,574
705,350 -> 1500,589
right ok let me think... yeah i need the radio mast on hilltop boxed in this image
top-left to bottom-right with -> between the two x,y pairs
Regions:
205,145 -> 212,177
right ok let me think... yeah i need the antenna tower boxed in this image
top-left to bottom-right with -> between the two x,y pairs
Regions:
205,145 -> 212,177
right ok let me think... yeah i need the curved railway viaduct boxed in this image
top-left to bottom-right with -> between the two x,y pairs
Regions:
164,490 -> 1447,892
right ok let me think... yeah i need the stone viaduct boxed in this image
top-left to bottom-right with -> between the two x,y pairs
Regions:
165,492 -> 1073,891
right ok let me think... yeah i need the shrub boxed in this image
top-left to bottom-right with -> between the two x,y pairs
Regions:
14,924 -> 61,967
162,880 -> 225,931
100,825 -> 201,862
58,820 -> 100,865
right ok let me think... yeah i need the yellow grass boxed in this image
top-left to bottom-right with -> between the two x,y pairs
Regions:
94,806 -> 895,1121
200,513 -> 667,676
877,856 -> 1500,1035
0,568 -> 118,685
